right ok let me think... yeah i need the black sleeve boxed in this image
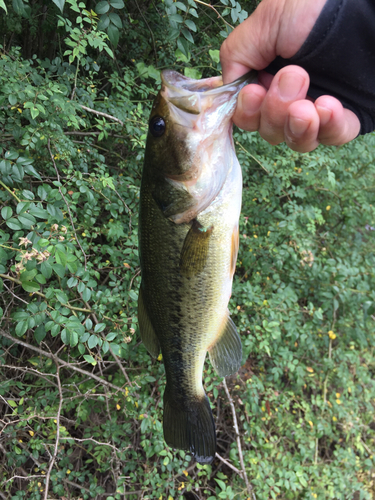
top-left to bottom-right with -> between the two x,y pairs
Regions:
266,0 -> 375,135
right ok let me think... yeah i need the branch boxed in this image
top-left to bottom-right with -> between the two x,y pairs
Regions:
43,364 -> 63,500
47,138 -> 88,270
1,331 -> 125,393
79,105 -> 124,126
0,273 -> 92,313
223,378 -> 255,499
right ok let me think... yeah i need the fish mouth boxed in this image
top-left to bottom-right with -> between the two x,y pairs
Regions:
161,69 -> 258,115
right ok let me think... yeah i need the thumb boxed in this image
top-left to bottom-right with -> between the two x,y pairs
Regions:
220,0 -> 287,84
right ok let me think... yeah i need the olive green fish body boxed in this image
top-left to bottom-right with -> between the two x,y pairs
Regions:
138,69 -> 257,463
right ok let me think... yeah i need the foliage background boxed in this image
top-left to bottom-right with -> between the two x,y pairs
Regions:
0,0 -> 374,499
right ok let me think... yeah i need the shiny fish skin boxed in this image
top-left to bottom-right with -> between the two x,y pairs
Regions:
138,69 -> 257,463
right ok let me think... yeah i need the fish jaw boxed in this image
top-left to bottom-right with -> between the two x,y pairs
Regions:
144,70 -> 257,224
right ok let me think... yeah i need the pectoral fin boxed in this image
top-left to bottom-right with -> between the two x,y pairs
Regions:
138,287 -> 160,357
180,220 -> 213,277
208,314 -> 242,377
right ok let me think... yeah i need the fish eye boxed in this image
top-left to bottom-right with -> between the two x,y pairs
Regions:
149,116 -> 166,137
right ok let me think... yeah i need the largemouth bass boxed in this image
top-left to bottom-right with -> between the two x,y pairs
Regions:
138,69 -> 257,463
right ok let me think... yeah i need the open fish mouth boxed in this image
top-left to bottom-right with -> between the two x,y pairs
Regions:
160,69 -> 258,116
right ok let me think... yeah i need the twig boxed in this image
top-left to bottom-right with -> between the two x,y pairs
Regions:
2,282 -> 28,304
47,138 -> 88,270
193,0 -> 234,29
236,141 -> 270,175
43,364 -> 63,500
133,0 -> 157,65
79,105 -> 124,126
0,331 -> 125,393
59,436 -> 125,453
215,452 -> 242,476
223,378 -> 255,499
0,274 -> 91,313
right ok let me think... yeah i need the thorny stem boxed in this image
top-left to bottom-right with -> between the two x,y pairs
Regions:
223,378 -> 256,499
47,138 -> 88,270
0,180 -> 21,202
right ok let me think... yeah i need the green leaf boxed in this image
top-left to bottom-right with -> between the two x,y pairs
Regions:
8,399 -> 18,408
52,0 -> 65,12
53,263 -> 65,278
20,269 -> 38,282
88,334 -> 98,348
107,24 -> 120,47
22,190 -> 34,200
209,49 -> 220,63
21,281 -> 40,293
83,354 -> 97,365
1,207 -> 13,220
18,212 -> 36,228
40,260 -> 52,279
55,290 -> 68,304
177,37 -> 190,58
85,318 -> 93,330
109,12 -> 122,28
70,331 -> 79,347
34,325 -> 46,343
15,320 -> 28,336
98,14 -> 110,30
94,323 -> 106,333
110,0 -> 124,7
181,28 -> 194,43
184,19 -> 196,31
106,331 -> 117,341
0,0 -> 8,13
82,287 -> 91,301
96,0 -> 110,14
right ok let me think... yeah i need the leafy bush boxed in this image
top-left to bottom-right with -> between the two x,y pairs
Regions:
0,0 -> 374,499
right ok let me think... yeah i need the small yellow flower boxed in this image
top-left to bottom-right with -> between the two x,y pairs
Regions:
336,392 -> 341,398
183,470 -> 188,477
332,416 -> 337,421
67,469 -> 71,474
54,419 -> 57,423
18,439 -> 22,443
124,387 -> 129,396
263,300 -> 267,305
306,367 -> 314,373
135,402 -> 138,408
326,205 -> 331,211
336,399 -> 342,405
178,482 -> 185,490
267,231 -> 270,236
236,305 -> 241,310
116,404 -> 121,410
157,353 -> 163,361
308,421 -> 313,428
82,233 -> 86,237
253,234 -> 258,238
328,330 -> 336,340
17,108 -> 22,113
266,277 -> 270,280
29,430 -> 34,436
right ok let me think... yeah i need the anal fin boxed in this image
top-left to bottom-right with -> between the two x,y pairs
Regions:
208,314 -> 242,377
138,286 -> 160,357
180,219 -> 213,278
163,386 -> 216,464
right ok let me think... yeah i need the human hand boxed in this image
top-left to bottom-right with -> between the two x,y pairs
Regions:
220,0 -> 361,152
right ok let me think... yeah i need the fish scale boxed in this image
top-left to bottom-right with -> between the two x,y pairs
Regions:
138,69 -> 258,463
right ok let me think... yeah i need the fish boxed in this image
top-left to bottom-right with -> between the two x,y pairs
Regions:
138,68 -> 257,463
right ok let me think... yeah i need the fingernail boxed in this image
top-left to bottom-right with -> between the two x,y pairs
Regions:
316,105 -> 332,126
288,116 -> 309,137
278,73 -> 305,101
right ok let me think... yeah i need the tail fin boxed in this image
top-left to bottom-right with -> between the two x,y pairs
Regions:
163,386 -> 216,464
